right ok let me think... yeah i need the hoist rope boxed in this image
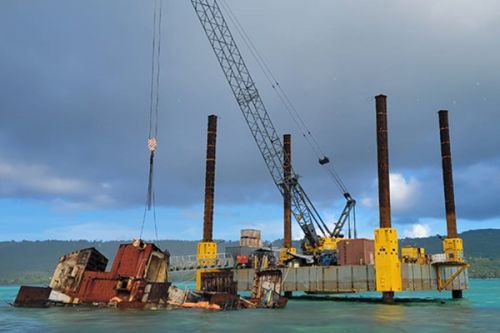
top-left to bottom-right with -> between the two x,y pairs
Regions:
148,0 -> 157,139
219,0 -> 349,198
141,0 -> 163,241
154,1 -> 163,139
153,190 -> 159,241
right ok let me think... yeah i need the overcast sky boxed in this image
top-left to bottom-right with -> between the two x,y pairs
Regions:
0,0 -> 499,242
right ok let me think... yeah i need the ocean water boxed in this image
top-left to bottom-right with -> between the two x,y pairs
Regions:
1,279 -> 499,333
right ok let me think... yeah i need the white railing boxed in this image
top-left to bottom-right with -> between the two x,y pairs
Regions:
169,253 -> 234,272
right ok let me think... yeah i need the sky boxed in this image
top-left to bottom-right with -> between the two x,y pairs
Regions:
0,0 -> 499,242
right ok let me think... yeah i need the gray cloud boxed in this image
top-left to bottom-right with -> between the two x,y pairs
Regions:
0,0 -> 499,221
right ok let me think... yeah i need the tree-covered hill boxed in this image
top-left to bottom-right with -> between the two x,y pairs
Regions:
1,229 -> 498,284
399,229 -> 500,258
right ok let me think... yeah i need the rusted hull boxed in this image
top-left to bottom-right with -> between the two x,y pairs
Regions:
78,273 -> 117,303
14,243 -> 289,310
50,247 -> 108,296
15,240 -> 171,309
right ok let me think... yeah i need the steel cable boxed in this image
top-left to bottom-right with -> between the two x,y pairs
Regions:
141,0 -> 163,240
219,0 -> 349,197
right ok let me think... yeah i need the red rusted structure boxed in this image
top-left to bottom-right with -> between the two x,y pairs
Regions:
15,240 -> 170,308
14,286 -> 52,308
74,241 -> 169,306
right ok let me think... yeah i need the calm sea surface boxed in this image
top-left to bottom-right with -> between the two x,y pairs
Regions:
1,279 -> 499,333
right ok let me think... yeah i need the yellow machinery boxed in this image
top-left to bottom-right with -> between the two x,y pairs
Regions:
253,252 -> 270,271
279,247 -> 297,264
318,237 -> 339,251
374,228 -> 402,292
302,236 -> 342,255
401,246 -> 428,264
196,242 -> 217,290
443,238 -> 464,263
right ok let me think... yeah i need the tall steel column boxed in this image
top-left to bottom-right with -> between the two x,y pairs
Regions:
438,110 -> 458,239
283,134 -> 292,248
203,115 -> 218,242
375,94 -> 395,303
376,95 -> 392,229
438,110 -> 463,299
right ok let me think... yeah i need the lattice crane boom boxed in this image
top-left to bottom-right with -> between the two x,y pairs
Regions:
191,0 -> 332,248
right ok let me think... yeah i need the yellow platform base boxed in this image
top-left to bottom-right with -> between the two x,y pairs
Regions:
443,238 -> 464,263
196,242 -> 217,290
374,228 -> 402,292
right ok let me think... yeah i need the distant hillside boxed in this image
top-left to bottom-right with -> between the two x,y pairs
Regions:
0,239 -> 237,284
1,229 -> 499,284
399,229 -> 500,258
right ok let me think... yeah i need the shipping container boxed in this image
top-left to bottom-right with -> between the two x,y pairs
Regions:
240,238 -> 262,248
240,229 -> 261,239
337,238 -> 375,265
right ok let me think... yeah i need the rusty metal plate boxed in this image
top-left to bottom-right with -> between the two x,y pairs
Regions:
146,282 -> 171,303
14,286 -> 51,308
201,270 -> 237,294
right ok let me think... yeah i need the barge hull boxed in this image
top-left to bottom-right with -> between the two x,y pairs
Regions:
234,264 -> 468,293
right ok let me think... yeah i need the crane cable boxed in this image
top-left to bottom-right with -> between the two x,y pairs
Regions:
219,1 -> 356,238
219,0 -> 349,197
140,0 -> 163,241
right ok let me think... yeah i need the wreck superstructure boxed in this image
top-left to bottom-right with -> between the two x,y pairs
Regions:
16,240 -> 171,308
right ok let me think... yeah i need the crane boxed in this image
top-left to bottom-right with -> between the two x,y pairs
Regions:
191,0 -> 355,258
